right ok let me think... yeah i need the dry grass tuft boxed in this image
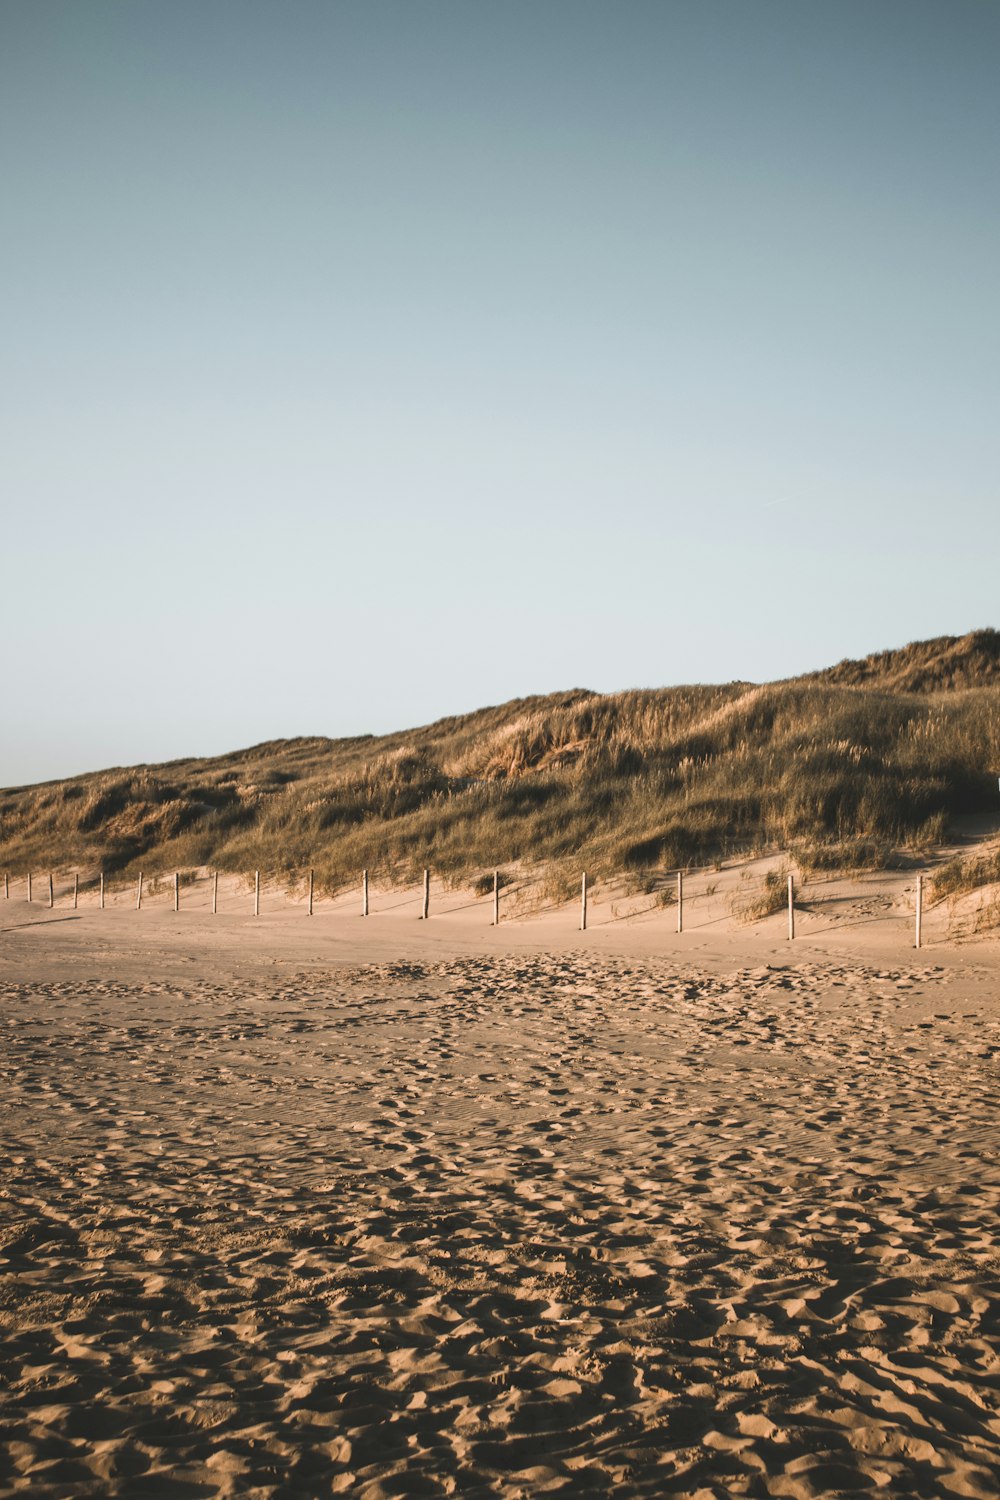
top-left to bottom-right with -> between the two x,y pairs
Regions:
792,838 -> 898,876
471,870 -> 514,898
731,865 -> 794,925
932,847 -> 1000,903
973,893 -> 1000,932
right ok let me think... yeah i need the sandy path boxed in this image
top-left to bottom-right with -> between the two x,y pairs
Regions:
3,933 -> 1000,1496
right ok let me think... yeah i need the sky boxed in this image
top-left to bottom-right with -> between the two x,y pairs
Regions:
2,0 -> 998,786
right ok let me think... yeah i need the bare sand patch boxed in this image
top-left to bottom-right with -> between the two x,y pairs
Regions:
2,906 -> 1000,1495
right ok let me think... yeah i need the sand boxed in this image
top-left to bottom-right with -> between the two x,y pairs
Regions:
3,875 -> 1000,1496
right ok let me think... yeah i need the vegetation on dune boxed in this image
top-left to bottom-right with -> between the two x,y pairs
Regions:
931,840 -> 1000,937
731,865 -> 793,926
932,846 -> 1000,903
3,631 -> 1000,891
814,629 -> 1000,694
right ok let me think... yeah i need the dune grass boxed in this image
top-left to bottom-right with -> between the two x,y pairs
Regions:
731,865 -> 793,925
932,847 -> 1000,903
931,844 -> 1000,937
3,631 -> 1000,891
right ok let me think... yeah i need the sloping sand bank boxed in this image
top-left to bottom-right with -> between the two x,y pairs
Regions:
3,908 -> 1000,1495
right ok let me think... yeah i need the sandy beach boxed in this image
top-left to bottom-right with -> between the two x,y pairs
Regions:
3,881 -> 1000,1496
6,0 -> 997,1489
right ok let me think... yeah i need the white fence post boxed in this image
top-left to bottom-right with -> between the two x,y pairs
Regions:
915,873 -> 923,949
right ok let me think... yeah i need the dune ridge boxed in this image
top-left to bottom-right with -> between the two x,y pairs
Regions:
3,630 -> 1000,893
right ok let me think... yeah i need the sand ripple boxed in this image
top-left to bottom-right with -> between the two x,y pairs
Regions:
3,955 -> 1000,1495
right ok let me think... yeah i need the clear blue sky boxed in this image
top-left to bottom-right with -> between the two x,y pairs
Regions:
3,1 -> 998,785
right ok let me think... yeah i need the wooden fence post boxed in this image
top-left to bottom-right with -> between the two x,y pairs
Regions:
421,868 -> 430,920
27,871 -> 31,903
362,869 -> 369,917
581,872 -> 588,931
254,870 -> 260,917
174,872 -> 180,913
677,870 -> 684,934
787,873 -> 795,940
48,873 -> 54,909
493,869 -> 500,926
915,873 -> 923,949
308,868 -> 314,917
136,872 -> 143,911
74,873 -> 79,910
100,871 -> 105,910
212,871 -> 218,915
4,872 -> 8,899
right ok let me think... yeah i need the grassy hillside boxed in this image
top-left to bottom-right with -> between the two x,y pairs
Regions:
3,631 -> 1000,891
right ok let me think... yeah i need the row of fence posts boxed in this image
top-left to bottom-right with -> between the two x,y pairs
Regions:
2,865 -> 931,945
576,868 -> 925,945
4,869 -> 103,910
4,866 -> 454,921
